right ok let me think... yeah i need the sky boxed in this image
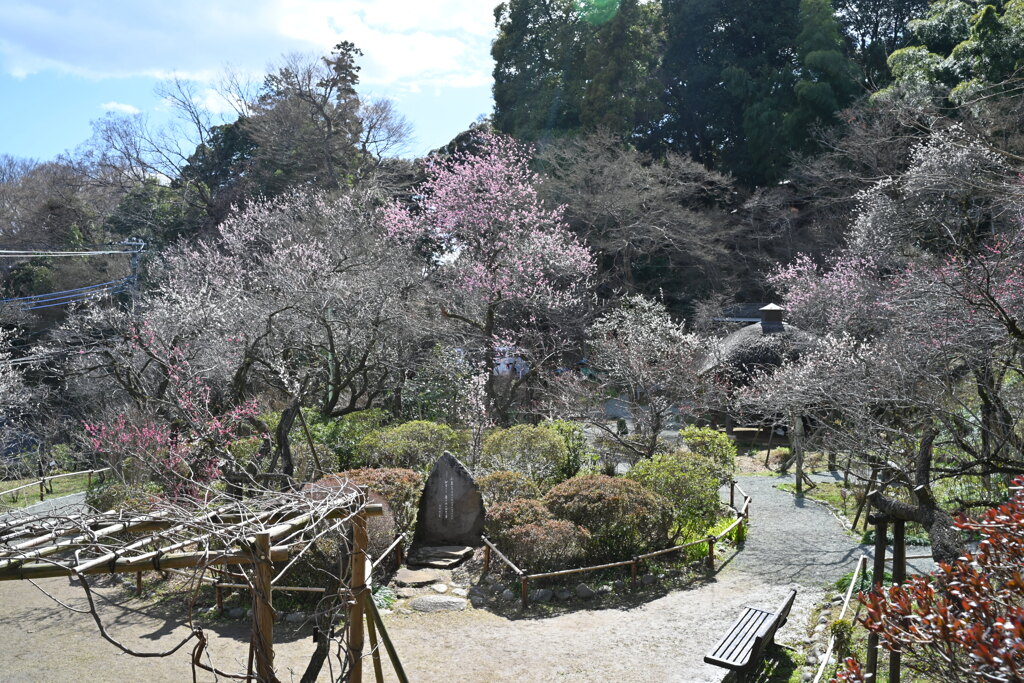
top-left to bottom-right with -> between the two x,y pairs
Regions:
0,0 -> 498,161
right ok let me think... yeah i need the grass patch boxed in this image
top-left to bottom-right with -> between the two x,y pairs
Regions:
0,473 -> 94,509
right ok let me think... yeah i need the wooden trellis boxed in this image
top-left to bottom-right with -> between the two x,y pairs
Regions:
0,489 -> 400,682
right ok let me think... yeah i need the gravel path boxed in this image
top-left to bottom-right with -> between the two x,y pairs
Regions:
0,492 -> 88,521
0,475 -> 926,681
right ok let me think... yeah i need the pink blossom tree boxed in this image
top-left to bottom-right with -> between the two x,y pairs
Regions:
381,131 -> 595,422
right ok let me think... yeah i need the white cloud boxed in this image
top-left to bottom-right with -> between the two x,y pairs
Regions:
0,0 -> 496,91
100,101 -> 140,115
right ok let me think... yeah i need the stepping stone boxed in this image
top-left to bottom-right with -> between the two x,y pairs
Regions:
394,567 -> 444,587
406,545 -> 474,569
430,583 -> 448,594
409,595 -> 467,613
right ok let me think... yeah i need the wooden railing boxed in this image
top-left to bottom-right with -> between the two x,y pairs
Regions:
0,467 -> 110,504
484,479 -> 752,608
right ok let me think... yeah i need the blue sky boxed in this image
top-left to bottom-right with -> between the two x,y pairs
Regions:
0,0 -> 497,161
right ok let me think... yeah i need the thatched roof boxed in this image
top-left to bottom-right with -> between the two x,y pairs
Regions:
699,307 -> 818,381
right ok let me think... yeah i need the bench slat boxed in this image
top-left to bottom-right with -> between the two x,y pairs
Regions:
704,589 -> 799,673
706,607 -> 772,666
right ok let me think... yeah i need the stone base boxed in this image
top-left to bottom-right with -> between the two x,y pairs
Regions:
406,544 -> 475,569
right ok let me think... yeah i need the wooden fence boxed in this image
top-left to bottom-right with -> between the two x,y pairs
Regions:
482,479 -> 753,608
0,467 -> 110,504
811,555 -> 867,683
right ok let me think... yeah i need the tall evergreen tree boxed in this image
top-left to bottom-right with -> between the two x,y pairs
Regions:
659,0 -> 802,184
492,0 -> 590,141
786,0 -> 859,151
579,0 -> 665,137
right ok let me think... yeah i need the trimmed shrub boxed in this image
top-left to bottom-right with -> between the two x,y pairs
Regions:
327,468 -> 424,536
481,424 -> 567,484
627,451 -> 722,540
503,519 -> 590,573
679,426 -> 736,479
478,470 -> 541,506
355,420 -> 462,472
485,498 -> 552,543
305,409 -> 390,470
544,419 -> 595,480
543,475 -> 674,561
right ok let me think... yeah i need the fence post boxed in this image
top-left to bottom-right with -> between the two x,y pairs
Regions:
347,511 -> 369,683
520,574 -> 529,609
392,534 -> 404,568
631,557 -> 638,589
215,584 -> 224,613
135,572 -> 143,597
39,478 -> 45,501
729,480 -> 735,509
88,470 -> 92,488
482,542 -> 491,575
707,536 -> 716,571
252,532 -> 276,683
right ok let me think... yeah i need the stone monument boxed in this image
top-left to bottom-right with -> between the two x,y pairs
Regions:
407,451 -> 485,568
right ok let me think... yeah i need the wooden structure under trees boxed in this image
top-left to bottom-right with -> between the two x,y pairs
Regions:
0,485 -> 405,682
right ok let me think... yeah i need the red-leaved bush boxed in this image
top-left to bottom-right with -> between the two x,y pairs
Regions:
833,477 -> 1024,682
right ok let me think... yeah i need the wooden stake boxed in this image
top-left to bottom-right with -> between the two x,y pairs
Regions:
631,558 -> 638,589
890,520 -> 906,683
252,533 -> 277,683
135,572 -> 142,596
365,592 -> 409,683
866,517 -> 888,681
520,574 -> 529,609
365,602 -> 385,683
482,543 -> 491,575
348,510 -> 368,683
706,537 -> 715,571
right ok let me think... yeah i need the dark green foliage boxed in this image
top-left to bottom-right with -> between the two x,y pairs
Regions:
660,0 -> 801,184
492,0 -> 662,142
104,178 -> 205,246
481,424 -> 569,484
492,0 -> 588,140
833,0 -> 931,85
543,474 -> 674,561
478,470 -> 542,506
544,419 -> 595,480
786,0 -> 859,151
627,451 -> 723,540
579,0 -> 665,137
880,0 -> 1024,105
302,409 -> 389,471
356,420 -> 463,472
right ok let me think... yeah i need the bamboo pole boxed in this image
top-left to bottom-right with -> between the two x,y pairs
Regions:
252,533 -> 277,683
0,545 -> 295,581
365,591 -> 409,683
481,536 -> 522,575
348,510 -> 368,683
365,605 -> 385,683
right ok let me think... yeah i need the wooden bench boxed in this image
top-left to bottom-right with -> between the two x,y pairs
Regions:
704,589 -> 797,682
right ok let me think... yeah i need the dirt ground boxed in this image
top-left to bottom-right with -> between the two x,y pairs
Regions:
0,562 -> 815,683
0,474 -> 869,682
